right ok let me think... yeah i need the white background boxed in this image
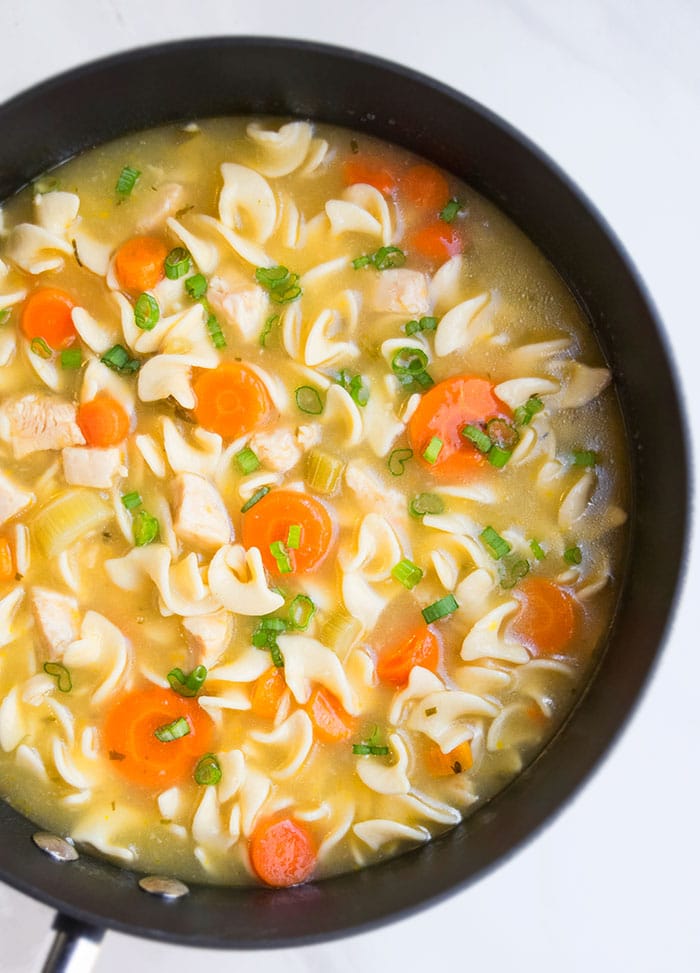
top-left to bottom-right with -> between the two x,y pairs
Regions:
1,1 -> 698,971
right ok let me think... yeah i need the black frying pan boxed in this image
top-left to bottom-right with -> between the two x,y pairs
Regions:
0,36 -> 689,971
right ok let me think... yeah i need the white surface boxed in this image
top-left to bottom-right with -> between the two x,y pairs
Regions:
1,1 -> 698,971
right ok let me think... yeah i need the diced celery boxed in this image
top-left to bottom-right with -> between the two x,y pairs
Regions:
33,488 -> 113,558
304,448 -> 345,496
319,608 -> 362,660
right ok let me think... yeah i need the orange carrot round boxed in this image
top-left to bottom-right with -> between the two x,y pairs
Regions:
511,578 -> 577,656
77,394 -> 130,447
193,363 -> 274,440
402,164 -> 450,211
376,624 -> 442,686
250,666 -> 287,720
342,156 -> 398,196
249,816 -> 317,887
114,236 -> 169,292
21,287 -> 77,349
407,221 -> 463,264
425,740 -> 473,777
307,687 -> 355,742
408,375 -> 509,476
103,686 -> 215,789
242,489 -> 336,575
0,538 -> 14,584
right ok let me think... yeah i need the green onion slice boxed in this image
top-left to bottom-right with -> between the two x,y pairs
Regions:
116,165 -> 140,197
404,316 -> 437,335
270,643 -> 285,668
206,312 -> 226,349
194,753 -> 222,786
391,347 -> 429,378
286,524 -> 302,550
167,665 -> 207,698
164,247 -> 191,280
255,265 -> 303,304
461,424 -> 492,453
101,344 -> 140,374
0,309 -> 11,325
530,539 -> 546,561
133,509 -> 160,547
270,540 -> 293,574
121,491 -> 142,510
440,198 -> 462,223
353,246 -> 406,271
134,292 -> 160,331
572,449 -> 598,468
391,558 -> 423,590
387,447 -> 413,476
185,273 -> 208,300
60,348 -> 82,370
240,486 -> 270,513
564,546 -> 583,565
422,436 -> 443,464
154,716 -> 191,743
234,446 -> 260,475
288,594 -> 316,631
480,526 -> 511,560
409,493 -> 445,518
295,386 -> 323,415
30,337 -> 52,359
514,395 -> 544,426
500,555 -> 530,589
353,726 -> 390,756
43,661 -> 72,693
488,446 -> 512,469
422,594 -> 459,624
352,255 -> 372,270
260,313 -> 279,348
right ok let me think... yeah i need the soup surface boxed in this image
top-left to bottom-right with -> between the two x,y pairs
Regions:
0,118 -> 628,887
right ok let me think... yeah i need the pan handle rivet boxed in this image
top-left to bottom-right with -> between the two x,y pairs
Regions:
138,875 -> 190,899
32,832 -> 79,862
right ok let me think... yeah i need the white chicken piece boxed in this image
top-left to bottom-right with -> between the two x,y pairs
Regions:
30,587 -> 80,660
0,470 -> 35,527
249,427 -> 301,473
207,274 -> 268,341
372,269 -> 431,316
345,463 -> 406,523
62,447 -> 124,489
135,183 -> 186,233
0,393 -> 85,459
182,609 -> 233,669
171,472 -> 233,552
295,424 -> 322,451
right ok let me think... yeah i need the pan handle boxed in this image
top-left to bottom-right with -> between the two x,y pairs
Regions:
41,914 -> 104,973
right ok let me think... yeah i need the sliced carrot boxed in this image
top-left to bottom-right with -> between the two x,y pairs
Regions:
376,624 -> 442,687
114,236 -> 169,292
511,578 -> 577,657
249,816 -> 317,888
408,375 -> 509,477
402,164 -> 450,211
21,287 -> 77,349
425,740 -> 473,777
407,221 -> 463,264
342,156 -> 399,196
242,489 -> 336,575
251,666 -> 287,720
102,686 -> 215,789
0,538 -> 14,584
77,394 -> 130,447
307,687 -> 355,742
193,362 -> 274,440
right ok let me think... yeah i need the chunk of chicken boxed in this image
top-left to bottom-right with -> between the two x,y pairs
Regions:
182,609 -> 233,669
295,423 -> 322,451
0,393 -> 85,459
208,274 -> 268,341
171,472 -> 233,552
345,463 -> 406,523
62,447 -> 124,489
135,182 -> 186,233
373,269 -> 431,316
30,587 -> 79,660
0,470 -> 35,526
249,427 -> 301,473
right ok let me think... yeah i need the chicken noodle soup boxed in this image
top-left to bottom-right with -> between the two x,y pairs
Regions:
0,118 -> 628,887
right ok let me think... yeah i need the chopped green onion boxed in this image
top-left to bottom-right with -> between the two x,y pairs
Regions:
404,316 -> 437,335
387,447 -> 413,476
564,546 -> 583,565
133,292 -> 160,331
391,347 -> 429,378
409,493 -> 445,518
30,336 -> 52,359
121,491 -> 142,510
352,255 -> 372,270
0,309 -> 11,325
440,198 -> 462,223
167,665 -> 207,698
488,446 -> 512,469
260,313 -> 279,348
255,265 -> 302,303
353,726 -> 390,756
206,312 -> 226,349
514,395 -> 544,426
486,418 -> 519,450
461,424 -> 492,453
116,165 -> 140,197
101,344 -> 140,374
240,486 -> 270,513
286,524 -> 302,549
185,273 -> 208,300
194,753 -> 222,786
352,743 -> 372,755
235,447 -> 260,475
289,594 -> 316,631
572,449 -> 598,468
349,374 -> 369,407
295,386 -> 323,415
413,370 -> 435,389
353,245 -> 406,271
43,661 -> 72,693
270,540 -> 293,574
422,436 -> 443,464
164,247 -> 191,280
133,509 -> 160,547
530,539 -> 546,561
258,617 -> 288,632
391,558 -> 423,590
270,643 -> 285,668
422,594 -> 459,624
304,448 -> 344,495
154,716 -> 190,742
60,348 -> 82,370
480,526 -> 511,560
499,555 -> 530,589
